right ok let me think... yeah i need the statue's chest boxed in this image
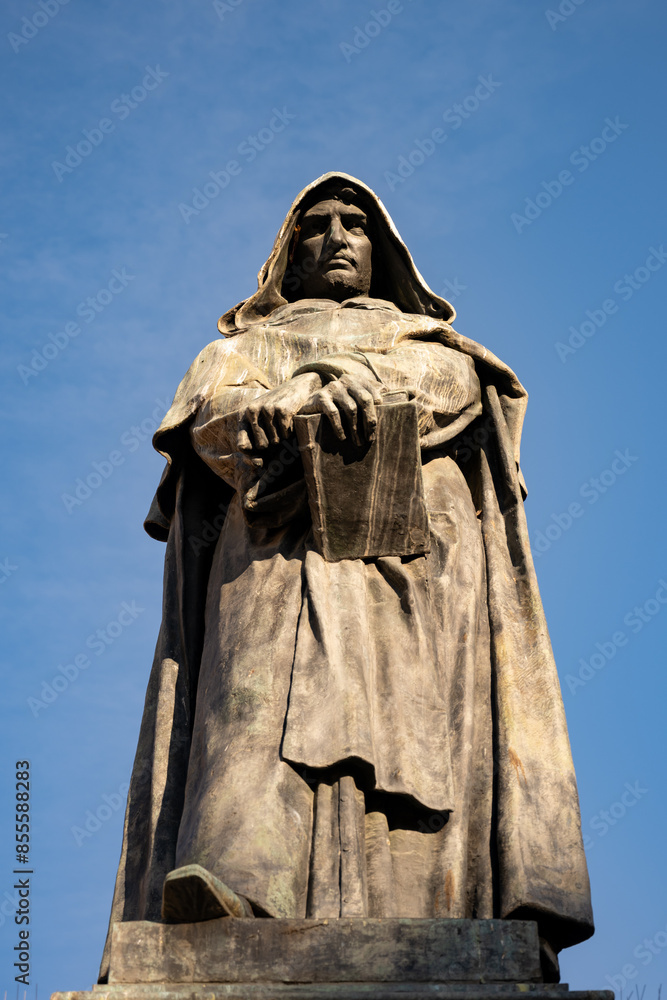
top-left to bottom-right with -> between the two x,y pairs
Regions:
236,309 -> 419,383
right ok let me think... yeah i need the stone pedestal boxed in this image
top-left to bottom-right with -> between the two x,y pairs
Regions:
51,918 -> 612,1000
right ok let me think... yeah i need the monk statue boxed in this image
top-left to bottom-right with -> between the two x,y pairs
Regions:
99,173 -> 594,984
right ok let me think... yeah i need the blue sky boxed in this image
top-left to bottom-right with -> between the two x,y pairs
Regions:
1,0 -> 666,994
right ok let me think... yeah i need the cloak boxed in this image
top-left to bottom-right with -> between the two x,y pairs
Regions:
99,174 -> 593,983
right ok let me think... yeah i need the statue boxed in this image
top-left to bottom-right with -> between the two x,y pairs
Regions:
99,173 -> 593,985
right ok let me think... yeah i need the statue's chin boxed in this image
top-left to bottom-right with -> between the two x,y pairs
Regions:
317,274 -> 370,302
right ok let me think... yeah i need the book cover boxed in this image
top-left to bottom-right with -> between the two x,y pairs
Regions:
294,396 -> 430,561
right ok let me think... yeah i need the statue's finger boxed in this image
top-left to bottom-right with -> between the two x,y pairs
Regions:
248,410 -> 269,449
314,394 -> 346,440
274,405 -> 294,439
329,383 -> 360,446
341,372 -> 383,404
237,422 -> 253,451
346,384 -> 377,442
260,407 -> 281,446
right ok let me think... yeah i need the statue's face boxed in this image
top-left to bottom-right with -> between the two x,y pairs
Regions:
293,198 -> 372,301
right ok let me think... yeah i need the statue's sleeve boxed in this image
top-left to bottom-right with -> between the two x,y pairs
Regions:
189,384 -> 269,493
293,339 -> 482,449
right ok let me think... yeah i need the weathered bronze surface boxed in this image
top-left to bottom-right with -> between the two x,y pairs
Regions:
53,918 -> 614,1000
95,174 -> 595,988
53,988 -> 613,1000
108,917 -> 542,984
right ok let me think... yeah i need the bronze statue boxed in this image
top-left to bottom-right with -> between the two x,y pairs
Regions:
100,173 -> 593,984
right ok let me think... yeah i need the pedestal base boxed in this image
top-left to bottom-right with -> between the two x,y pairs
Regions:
51,918 -> 612,1000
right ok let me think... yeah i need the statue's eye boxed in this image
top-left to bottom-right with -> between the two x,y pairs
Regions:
303,218 -> 328,237
343,215 -> 367,234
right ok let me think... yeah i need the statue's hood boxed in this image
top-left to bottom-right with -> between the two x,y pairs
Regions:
218,172 -> 455,335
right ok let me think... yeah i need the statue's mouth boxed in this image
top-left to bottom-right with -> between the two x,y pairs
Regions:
324,253 -> 355,270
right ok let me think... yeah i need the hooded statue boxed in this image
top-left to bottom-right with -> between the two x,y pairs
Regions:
99,173 -> 593,983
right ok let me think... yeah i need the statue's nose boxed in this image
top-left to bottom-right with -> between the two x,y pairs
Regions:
326,217 -> 346,248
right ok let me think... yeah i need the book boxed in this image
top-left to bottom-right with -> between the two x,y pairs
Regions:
294,394 -> 430,562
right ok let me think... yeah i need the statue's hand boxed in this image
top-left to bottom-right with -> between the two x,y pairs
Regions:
237,373 -> 322,451
298,373 -> 383,447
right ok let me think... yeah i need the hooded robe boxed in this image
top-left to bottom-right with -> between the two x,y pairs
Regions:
99,173 -> 593,982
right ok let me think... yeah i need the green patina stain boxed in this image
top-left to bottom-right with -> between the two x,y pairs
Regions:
220,684 -> 269,723
267,871 -> 297,918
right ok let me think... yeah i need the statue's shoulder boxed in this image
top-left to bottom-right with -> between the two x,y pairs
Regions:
192,335 -> 241,363
184,332 -> 260,377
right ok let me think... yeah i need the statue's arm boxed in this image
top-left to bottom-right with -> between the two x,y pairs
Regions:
189,382 -> 272,492
233,369 -> 384,452
189,373 -> 343,495
293,339 -> 483,450
235,372 -> 322,450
